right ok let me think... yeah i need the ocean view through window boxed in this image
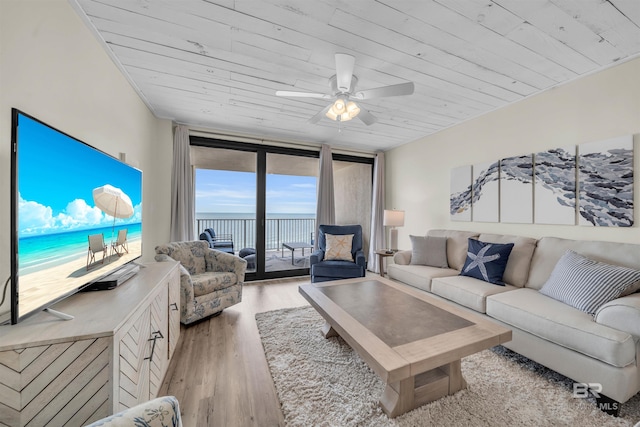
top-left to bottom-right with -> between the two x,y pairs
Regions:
195,212 -> 316,251
190,139 -> 374,279
195,157 -> 318,277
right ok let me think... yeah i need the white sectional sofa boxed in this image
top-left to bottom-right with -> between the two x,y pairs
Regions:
388,229 -> 640,415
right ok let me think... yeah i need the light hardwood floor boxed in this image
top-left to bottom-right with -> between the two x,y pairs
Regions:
158,277 -> 311,427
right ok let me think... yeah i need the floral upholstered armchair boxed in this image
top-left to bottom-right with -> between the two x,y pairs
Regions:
155,241 -> 247,325
84,396 -> 181,426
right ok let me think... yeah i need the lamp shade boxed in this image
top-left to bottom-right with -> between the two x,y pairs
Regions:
383,209 -> 405,227
326,97 -> 360,122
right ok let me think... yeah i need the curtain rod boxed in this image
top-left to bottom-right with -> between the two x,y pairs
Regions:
182,125 -> 377,158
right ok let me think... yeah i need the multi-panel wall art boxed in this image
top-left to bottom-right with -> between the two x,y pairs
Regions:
450,165 -> 472,221
500,155 -> 533,224
472,160 -> 500,223
534,146 -> 576,225
578,135 -> 634,227
449,135 -> 634,227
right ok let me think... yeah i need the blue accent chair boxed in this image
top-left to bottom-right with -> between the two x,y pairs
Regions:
199,228 -> 235,254
310,224 -> 366,283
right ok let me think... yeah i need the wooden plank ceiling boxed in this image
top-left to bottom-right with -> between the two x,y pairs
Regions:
72,0 -> 640,152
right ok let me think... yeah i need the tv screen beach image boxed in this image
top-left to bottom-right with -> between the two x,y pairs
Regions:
16,114 -> 142,319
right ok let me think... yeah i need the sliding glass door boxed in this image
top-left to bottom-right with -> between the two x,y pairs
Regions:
266,153 -> 317,274
191,137 -> 374,280
191,140 -> 319,280
192,147 -> 258,273
333,160 -> 373,257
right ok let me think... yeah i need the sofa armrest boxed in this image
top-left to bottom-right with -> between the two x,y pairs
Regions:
393,250 -> 412,265
355,250 -> 366,269
84,395 -> 182,427
204,249 -> 247,282
154,253 -> 173,263
594,293 -> 640,338
310,250 -> 324,265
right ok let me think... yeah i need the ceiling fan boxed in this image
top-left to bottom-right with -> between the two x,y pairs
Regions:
276,53 -> 415,126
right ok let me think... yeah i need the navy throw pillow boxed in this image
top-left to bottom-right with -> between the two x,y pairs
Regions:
460,239 -> 514,286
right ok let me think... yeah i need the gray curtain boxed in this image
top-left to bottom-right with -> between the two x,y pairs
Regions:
170,125 -> 195,242
368,152 -> 385,272
315,144 -> 335,250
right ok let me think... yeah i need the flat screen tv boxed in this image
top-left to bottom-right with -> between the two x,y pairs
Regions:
9,109 -> 143,324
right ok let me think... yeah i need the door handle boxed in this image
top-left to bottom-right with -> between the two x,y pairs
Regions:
144,330 -> 164,362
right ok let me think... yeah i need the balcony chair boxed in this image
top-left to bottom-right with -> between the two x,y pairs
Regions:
199,228 -> 234,254
310,224 -> 366,283
155,241 -> 246,324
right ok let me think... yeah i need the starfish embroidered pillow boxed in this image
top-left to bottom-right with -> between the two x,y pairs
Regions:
324,233 -> 354,261
460,238 -> 514,286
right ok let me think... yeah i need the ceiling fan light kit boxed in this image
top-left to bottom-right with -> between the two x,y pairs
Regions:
326,96 -> 360,122
276,53 -> 414,126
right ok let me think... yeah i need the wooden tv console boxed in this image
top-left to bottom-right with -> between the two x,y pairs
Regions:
0,261 -> 181,427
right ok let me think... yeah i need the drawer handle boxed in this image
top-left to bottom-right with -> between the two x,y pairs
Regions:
144,330 -> 164,363
170,303 -> 178,311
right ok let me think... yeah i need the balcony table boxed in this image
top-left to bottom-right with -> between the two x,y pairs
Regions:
282,241 -> 315,265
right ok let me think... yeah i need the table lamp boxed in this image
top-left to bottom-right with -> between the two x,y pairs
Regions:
383,209 -> 405,251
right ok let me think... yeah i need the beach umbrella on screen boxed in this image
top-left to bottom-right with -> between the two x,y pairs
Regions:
92,184 -> 134,244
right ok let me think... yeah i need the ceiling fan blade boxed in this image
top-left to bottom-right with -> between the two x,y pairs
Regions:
335,53 -> 355,92
308,104 -> 332,124
276,90 -> 331,99
354,82 -> 415,100
357,109 -> 377,126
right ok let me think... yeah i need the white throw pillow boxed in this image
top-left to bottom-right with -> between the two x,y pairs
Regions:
325,234 -> 354,261
539,250 -> 640,315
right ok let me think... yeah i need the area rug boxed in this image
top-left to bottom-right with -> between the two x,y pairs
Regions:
256,306 -> 640,426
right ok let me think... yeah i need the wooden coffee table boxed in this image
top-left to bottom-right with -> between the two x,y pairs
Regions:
299,277 -> 512,418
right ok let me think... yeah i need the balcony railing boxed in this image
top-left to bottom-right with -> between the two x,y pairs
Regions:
196,217 -> 316,252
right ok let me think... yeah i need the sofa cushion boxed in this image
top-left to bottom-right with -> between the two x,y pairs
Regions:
192,272 -> 238,297
431,275 -> 518,313
311,260 -> 364,278
477,233 -> 537,287
426,230 -> 480,271
460,239 -> 514,285
539,250 -> 640,315
487,288 -> 636,367
527,237 -> 640,290
409,235 -> 448,268
387,264 -> 459,292
325,234 -> 354,261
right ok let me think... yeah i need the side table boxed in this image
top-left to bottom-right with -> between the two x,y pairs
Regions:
374,249 -> 395,276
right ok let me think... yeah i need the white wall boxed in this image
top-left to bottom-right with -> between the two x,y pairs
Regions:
386,57 -> 640,250
0,0 -> 173,319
